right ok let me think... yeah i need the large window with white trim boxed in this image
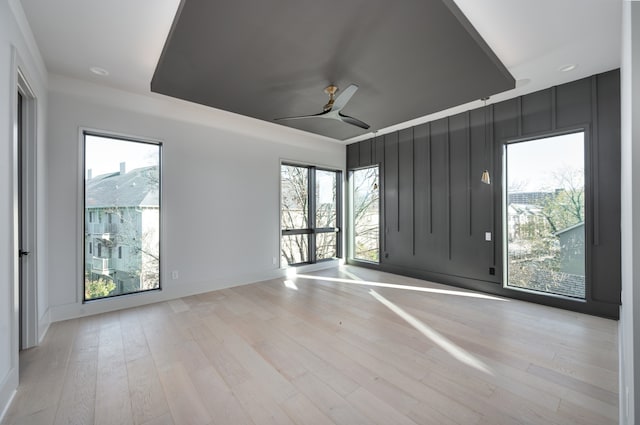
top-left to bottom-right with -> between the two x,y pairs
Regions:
280,163 -> 341,266
83,132 -> 161,300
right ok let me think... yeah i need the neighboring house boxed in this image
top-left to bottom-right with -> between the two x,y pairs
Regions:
84,164 -> 160,294
506,203 -> 548,242
555,221 -> 585,275
507,191 -> 554,206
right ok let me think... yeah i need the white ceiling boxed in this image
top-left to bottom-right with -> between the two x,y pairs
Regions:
19,0 -> 622,140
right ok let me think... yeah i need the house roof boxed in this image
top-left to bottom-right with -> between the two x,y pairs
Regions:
555,221 -> 585,236
508,204 -> 542,215
85,166 -> 159,208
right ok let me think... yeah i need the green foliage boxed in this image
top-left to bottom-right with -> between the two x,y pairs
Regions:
539,169 -> 584,234
509,167 -> 585,286
85,276 -> 116,300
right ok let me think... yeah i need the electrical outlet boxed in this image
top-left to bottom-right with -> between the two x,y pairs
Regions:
485,232 -> 492,241
489,267 -> 495,275
171,270 -> 179,280
272,257 -> 277,266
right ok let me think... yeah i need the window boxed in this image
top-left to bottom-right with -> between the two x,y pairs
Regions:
350,166 -> 380,262
503,132 -> 585,299
280,164 -> 341,266
84,132 -> 161,301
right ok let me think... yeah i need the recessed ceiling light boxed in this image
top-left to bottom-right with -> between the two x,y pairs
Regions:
558,64 -> 577,72
90,66 -> 109,76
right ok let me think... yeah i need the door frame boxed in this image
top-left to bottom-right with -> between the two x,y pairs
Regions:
14,57 -> 39,350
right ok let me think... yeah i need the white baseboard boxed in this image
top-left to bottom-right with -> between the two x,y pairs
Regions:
38,308 -> 51,344
0,367 -> 18,424
49,261 -> 339,323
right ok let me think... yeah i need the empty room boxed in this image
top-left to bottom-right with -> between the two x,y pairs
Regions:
0,0 -> 638,424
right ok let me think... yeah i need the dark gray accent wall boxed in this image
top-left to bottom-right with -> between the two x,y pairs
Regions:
347,69 -> 621,318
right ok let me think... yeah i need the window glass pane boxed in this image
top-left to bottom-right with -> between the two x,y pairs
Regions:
281,164 -> 341,267
84,134 -> 160,300
281,234 -> 309,265
281,165 -> 308,230
505,132 -> 585,299
352,167 -> 379,262
316,170 -> 336,228
316,232 -> 337,260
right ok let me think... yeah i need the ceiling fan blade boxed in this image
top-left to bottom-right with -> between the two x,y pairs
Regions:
274,110 -> 329,121
338,112 -> 370,129
331,84 -> 359,111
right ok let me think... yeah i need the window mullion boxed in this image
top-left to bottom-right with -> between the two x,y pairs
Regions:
309,166 -> 317,263
336,170 -> 343,258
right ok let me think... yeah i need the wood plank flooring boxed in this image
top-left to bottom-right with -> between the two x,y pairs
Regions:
2,266 -> 618,425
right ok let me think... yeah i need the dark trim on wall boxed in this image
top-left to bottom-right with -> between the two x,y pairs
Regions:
446,118 -> 452,260
346,69 -> 621,319
412,127 -> 416,256
466,112 -> 472,237
590,77 -> 601,246
428,124 -> 433,235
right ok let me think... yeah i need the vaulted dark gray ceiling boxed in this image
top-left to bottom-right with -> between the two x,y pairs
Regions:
152,0 -> 515,140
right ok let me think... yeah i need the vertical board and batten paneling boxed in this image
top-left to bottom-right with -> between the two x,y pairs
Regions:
413,124 -> 430,262
358,139 -> 372,167
383,131 -> 399,261
470,108 -> 495,274
429,119 -> 451,269
591,72 -> 621,305
450,112 -> 482,278
346,69 -> 621,318
521,89 -> 553,134
398,128 -> 415,260
346,143 -> 359,169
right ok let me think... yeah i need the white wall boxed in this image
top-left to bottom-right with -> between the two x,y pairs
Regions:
0,0 -> 48,419
620,2 -> 640,423
46,75 -> 345,321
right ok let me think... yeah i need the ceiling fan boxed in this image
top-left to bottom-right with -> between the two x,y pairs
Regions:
275,84 -> 370,129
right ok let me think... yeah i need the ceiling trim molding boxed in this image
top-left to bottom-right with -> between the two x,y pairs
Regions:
7,0 -> 48,85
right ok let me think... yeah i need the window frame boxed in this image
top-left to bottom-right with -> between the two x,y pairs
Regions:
280,162 -> 342,266
81,129 -> 163,302
501,128 -> 588,301
349,165 -> 381,263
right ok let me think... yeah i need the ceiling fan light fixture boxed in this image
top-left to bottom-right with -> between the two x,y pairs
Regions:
275,83 -> 370,129
323,85 -> 338,111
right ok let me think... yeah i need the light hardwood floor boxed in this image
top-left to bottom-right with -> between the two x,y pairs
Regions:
2,266 -> 618,425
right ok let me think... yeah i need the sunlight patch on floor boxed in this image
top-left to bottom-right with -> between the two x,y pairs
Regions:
283,280 -> 298,290
295,274 -> 506,301
369,289 -> 493,375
